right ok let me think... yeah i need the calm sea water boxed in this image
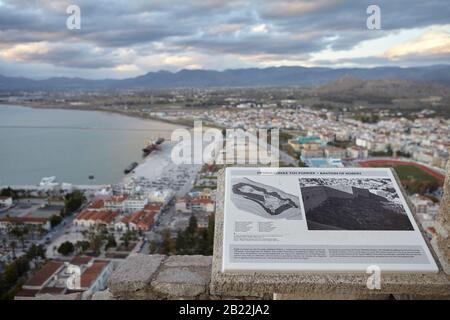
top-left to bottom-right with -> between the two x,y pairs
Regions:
0,105 -> 178,185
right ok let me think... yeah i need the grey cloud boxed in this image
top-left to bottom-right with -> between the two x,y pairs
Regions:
0,0 -> 449,78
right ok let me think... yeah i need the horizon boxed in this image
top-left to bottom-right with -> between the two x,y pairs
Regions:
3,63 -> 450,82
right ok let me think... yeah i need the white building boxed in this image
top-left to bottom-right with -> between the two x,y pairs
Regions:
147,189 -> 174,204
123,197 -> 148,213
0,196 -> 13,208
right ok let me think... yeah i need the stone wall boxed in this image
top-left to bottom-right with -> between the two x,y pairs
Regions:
106,254 -> 213,300
431,161 -> 450,275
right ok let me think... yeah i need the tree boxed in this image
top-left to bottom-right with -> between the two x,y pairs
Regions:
75,240 -> 90,254
175,231 -> 186,254
148,241 -> 157,254
0,257 -> 30,300
10,223 -> 28,240
121,230 -> 136,248
186,215 -> 198,236
2,256 -> 29,286
57,241 -> 75,256
90,235 -> 103,256
105,235 -> 117,250
26,244 -> 46,260
0,187 -> 17,199
63,190 -> 85,215
50,215 -> 62,228
159,229 -> 175,255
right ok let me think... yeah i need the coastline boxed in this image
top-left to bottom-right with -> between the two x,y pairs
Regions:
0,104 -> 189,186
0,102 -> 194,128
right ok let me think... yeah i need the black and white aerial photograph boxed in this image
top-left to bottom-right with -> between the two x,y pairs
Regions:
298,178 -> 414,231
231,178 -> 302,220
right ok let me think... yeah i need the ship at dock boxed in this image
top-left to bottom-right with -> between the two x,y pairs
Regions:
124,162 -> 138,174
142,138 -> 164,157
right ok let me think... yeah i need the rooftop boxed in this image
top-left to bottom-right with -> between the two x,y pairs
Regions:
23,261 -> 64,288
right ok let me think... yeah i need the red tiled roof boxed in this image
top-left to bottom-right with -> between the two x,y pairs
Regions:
15,289 -> 39,298
80,261 -> 109,288
88,200 -> 104,209
105,195 -> 128,203
37,287 -> 66,295
144,203 -> 163,211
70,256 -> 93,266
121,210 -> 145,224
121,210 -> 157,231
190,198 -> 214,205
0,216 -> 48,223
24,261 -> 64,287
76,210 -> 119,224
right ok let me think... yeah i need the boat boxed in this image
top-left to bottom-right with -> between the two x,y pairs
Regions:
39,176 -> 58,186
142,138 -> 164,157
88,175 -> 95,180
124,162 -> 138,174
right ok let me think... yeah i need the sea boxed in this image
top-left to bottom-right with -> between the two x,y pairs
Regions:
0,104 -> 180,185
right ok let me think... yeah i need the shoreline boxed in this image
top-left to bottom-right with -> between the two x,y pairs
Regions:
0,102 -> 194,128
0,103 -> 190,187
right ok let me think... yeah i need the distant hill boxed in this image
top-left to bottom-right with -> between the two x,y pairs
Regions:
317,74 -> 450,97
1,65 -> 450,90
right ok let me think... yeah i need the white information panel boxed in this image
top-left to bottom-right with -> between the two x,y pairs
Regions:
223,167 -> 438,273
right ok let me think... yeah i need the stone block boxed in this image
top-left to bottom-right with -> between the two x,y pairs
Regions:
108,253 -> 165,297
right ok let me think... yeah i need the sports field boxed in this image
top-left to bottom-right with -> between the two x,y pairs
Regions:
359,160 -> 445,185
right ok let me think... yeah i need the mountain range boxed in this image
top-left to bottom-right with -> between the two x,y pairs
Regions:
1,65 -> 450,90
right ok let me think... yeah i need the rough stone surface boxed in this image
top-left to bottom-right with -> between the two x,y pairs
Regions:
107,254 -> 212,299
152,255 -> 212,298
164,255 -> 212,267
108,253 -> 165,298
152,267 -> 208,297
210,168 -> 450,299
431,161 -> 450,275
91,289 -> 114,300
35,293 -> 81,300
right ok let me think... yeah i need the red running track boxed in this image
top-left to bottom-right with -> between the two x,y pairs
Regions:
358,159 -> 445,184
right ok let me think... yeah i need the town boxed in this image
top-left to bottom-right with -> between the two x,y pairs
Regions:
1,93 -> 448,299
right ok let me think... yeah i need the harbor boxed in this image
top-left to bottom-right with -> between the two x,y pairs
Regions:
0,104 -> 182,186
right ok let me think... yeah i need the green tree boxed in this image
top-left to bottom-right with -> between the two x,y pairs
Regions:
105,235 -> 117,250
159,229 -> 175,255
90,235 -> 103,256
75,240 -> 90,254
186,215 -> 198,236
63,190 -> 85,215
0,187 -> 17,199
175,230 -> 186,254
57,241 -> 74,256
26,244 -> 46,260
148,241 -> 158,254
49,215 -> 62,228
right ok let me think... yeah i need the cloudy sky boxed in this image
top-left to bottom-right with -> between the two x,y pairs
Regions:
0,0 -> 449,79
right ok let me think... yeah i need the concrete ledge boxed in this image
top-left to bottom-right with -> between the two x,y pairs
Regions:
108,254 -> 212,300
210,168 -> 450,299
